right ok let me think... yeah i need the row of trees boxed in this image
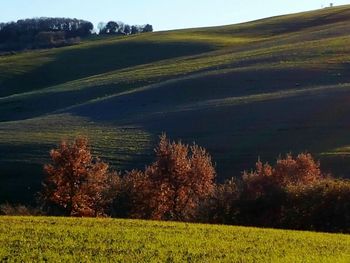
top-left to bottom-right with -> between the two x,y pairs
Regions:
3,135 -> 350,233
98,21 -> 153,35
40,135 -> 214,220
0,18 -> 94,39
0,18 -> 93,50
201,154 -> 347,231
0,17 -> 153,51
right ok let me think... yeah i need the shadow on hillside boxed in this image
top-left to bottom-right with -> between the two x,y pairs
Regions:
67,66 -> 350,180
69,66 -> 350,122
0,143 -> 50,204
0,40 -> 214,97
132,88 -> 350,180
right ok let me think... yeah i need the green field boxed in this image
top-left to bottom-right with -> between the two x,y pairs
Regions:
3,5 -> 350,203
1,216 -> 350,262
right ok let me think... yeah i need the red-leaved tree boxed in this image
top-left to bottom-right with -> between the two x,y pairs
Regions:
240,153 -> 323,226
124,134 -> 216,221
41,137 -> 119,217
243,153 -> 322,199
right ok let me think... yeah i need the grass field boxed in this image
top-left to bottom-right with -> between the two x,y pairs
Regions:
1,216 -> 350,262
3,5 -> 350,203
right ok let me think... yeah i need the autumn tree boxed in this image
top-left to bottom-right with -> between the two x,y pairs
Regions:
243,153 -> 322,199
124,134 -> 216,221
239,153 -> 323,226
273,153 -> 322,185
40,137 -> 119,217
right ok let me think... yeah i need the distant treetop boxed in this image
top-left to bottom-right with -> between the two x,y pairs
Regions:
98,21 -> 153,35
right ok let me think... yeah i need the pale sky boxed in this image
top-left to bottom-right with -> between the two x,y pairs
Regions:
1,0 -> 350,31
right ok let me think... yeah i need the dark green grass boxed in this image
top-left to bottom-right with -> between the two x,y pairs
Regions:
1,216 -> 350,262
2,5 -> 350,203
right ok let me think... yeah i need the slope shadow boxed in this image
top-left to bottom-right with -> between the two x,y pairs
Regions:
69,66 -> 350,180
0,40 -> 214,97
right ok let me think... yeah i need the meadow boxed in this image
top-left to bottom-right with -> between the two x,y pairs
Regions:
1,216 -> 350,262
3,5 -> 350,203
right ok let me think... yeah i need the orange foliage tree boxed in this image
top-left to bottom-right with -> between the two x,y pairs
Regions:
124,134 -> 216,221
243,153 -> 322,199
239,153 -> 323,226
40,137 -> 119,217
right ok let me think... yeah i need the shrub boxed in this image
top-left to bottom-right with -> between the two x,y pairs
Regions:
112,169 -> 151,219
243,153 -> 322,199
239,153 -> 323,227
199,178 -> 240,224
0,203 -> 43,216
124,134 -> 216,221
40,137 -> 119,217
242,160 -> 276,200
274,153 -> 322,186
282,178 -> 350,232
34,31 -> 67,48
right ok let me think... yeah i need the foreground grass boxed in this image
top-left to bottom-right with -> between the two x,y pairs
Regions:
0,217 -> 350,262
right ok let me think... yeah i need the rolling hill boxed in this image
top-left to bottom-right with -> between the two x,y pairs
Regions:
1,216 -> 350,262
2,5 -> 350,203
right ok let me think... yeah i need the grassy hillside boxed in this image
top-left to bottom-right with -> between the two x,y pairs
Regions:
1,216 -> 350,262
2,5 -> 350,203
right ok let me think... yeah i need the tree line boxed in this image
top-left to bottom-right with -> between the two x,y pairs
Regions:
2,135 -> 350,233
98,21 -> 153,36
0,17 -> 153,51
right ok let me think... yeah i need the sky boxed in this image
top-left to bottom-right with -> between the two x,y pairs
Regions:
1,0 -> 350,31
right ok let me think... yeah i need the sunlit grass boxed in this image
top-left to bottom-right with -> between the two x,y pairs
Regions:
1,216 -> 350,262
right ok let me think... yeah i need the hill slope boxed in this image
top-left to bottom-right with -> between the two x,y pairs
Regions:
2,6 -> 350,202
1,217 -> 350,262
